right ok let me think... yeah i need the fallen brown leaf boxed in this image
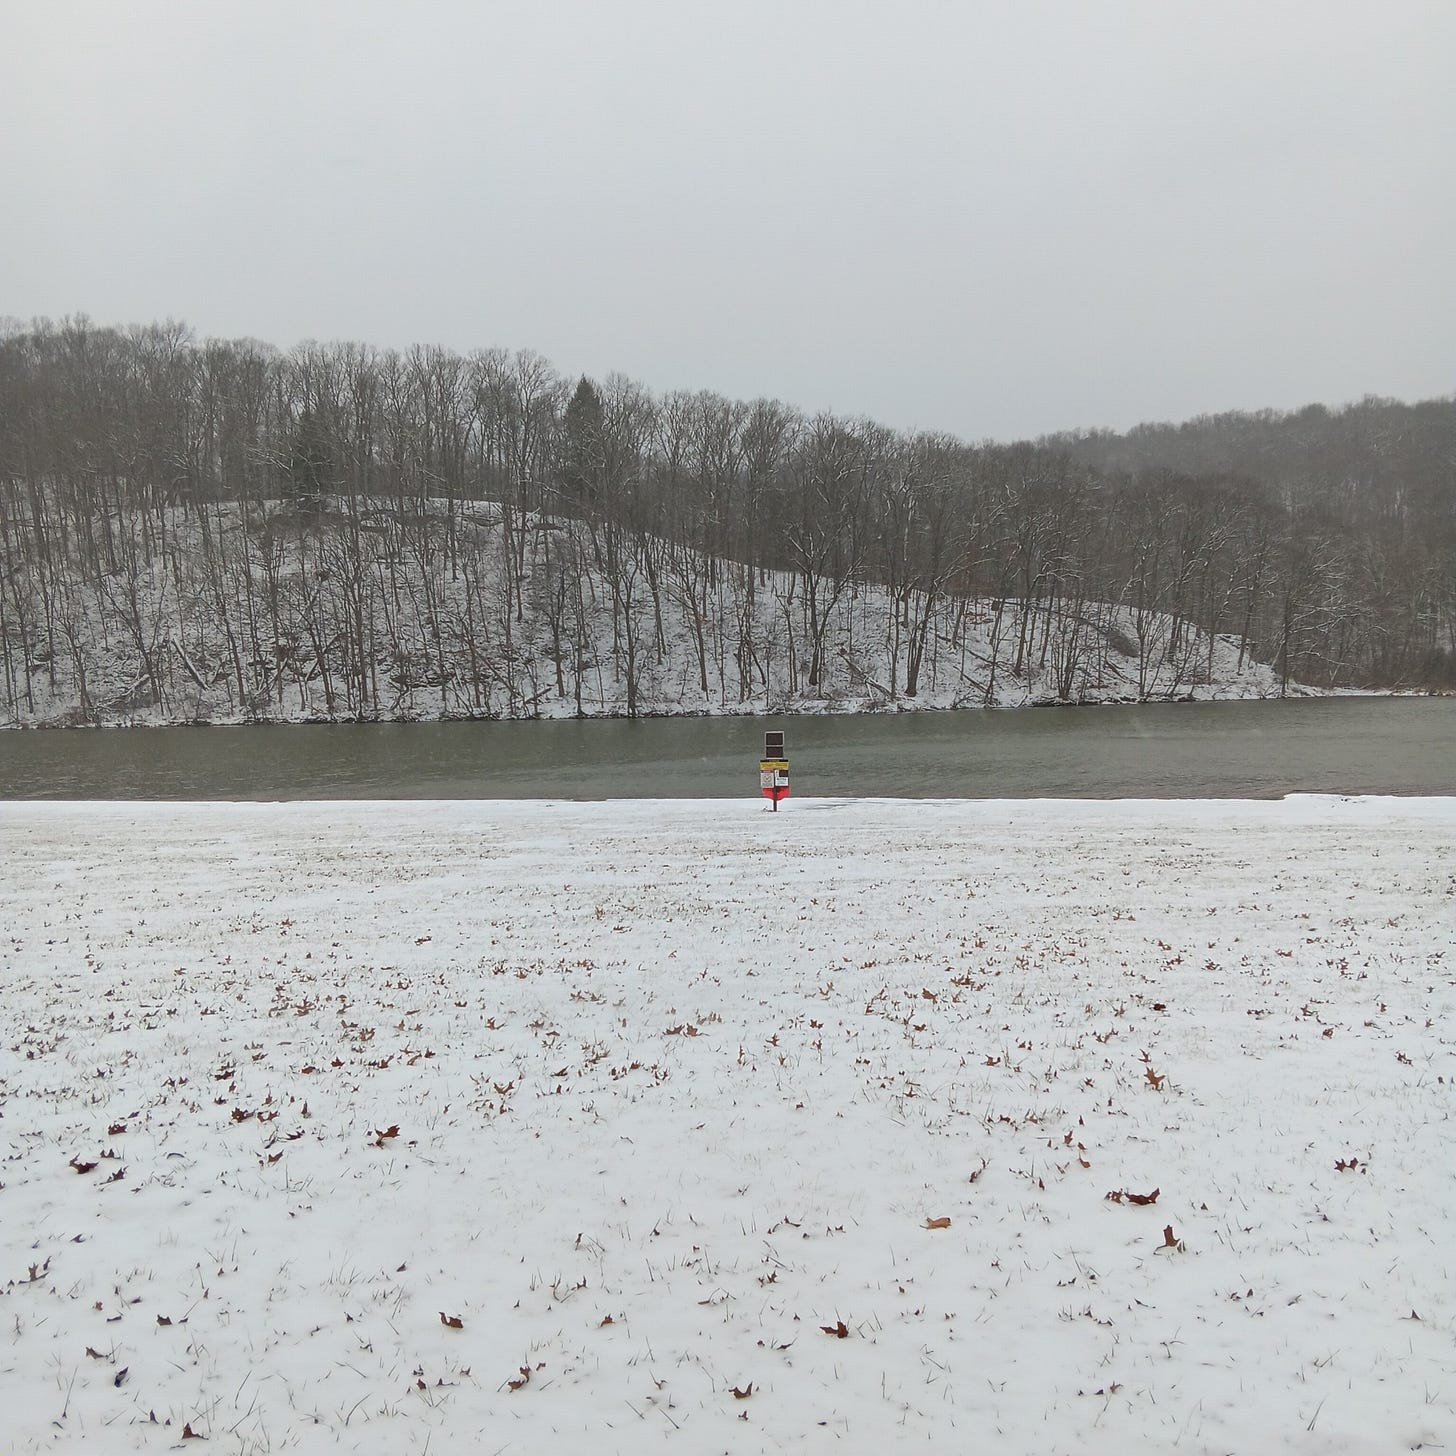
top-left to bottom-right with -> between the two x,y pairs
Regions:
1105,1187 -> 1159,1205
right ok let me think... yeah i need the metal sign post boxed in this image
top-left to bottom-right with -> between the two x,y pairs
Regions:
759,730 -> 790,810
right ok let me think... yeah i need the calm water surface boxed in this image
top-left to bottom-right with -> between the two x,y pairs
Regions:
0,698 -> 1450,800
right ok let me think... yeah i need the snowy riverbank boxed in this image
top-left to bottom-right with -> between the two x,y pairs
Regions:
4,495 -> 1309,729
2,797 -> 1454,1454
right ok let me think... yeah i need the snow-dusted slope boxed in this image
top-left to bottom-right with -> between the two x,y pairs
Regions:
3,497 -> 1303,727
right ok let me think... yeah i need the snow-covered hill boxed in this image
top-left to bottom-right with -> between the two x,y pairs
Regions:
2,496 -> 1305,727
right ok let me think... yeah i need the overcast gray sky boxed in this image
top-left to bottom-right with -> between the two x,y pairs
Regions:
4,0 -> 1452,440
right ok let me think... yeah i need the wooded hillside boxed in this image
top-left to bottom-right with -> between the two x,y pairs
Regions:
1,318 -> 1451,725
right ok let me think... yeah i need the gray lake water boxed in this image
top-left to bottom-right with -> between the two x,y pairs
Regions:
0,698 -> 1451,800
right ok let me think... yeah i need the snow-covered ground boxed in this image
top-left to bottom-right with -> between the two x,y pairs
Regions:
4,496 -> 1304,728
2,796 -> 1453,1455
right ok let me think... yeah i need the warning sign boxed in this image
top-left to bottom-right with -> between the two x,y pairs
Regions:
759,731 -> 789,808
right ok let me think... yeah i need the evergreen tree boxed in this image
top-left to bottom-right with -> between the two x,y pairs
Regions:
561,376 -> 604,508
287,405 -> 334,511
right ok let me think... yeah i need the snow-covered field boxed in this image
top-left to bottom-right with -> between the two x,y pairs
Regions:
2,796 -> 1454,1455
